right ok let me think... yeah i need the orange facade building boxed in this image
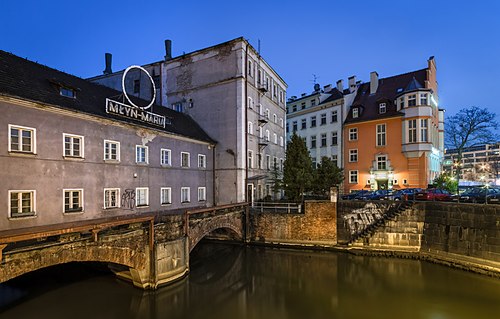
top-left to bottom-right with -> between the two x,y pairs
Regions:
343,57 -> 444,193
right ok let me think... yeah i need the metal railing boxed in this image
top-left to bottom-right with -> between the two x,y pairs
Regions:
250,202 -> 302,214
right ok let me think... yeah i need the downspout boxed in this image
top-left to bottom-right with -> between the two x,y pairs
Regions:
244,41 -> 249,204
212,143 -> 217,205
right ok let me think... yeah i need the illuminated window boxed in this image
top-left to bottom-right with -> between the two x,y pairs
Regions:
377,124 -> 386,146
349,170 -> 358,183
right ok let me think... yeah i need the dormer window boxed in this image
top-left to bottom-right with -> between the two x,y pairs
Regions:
352,108 -> 359,118
60,87 -> 75,98
379,103 -> 386,114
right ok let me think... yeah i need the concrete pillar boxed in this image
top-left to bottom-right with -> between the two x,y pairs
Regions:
330,186 -> 338,202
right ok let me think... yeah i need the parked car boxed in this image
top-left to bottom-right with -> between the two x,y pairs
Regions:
341,190 -> 372,200
415,189 -> 452,201
383,188 -> 422,201
459,187 -> 500,203
357,189 -> 393,201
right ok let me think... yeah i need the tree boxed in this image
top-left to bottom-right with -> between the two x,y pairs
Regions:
270,163 -> 283,200
432,172 -> 458,193
313,156 -> 344,196
445,106 -> 499,184
283,133 -> 314,201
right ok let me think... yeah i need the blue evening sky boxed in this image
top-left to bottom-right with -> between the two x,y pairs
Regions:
1,0 -> 499,117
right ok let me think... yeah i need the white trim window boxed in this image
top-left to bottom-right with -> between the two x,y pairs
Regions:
349,128 -> 358,141
8,124 -> 36,153
349,170 -> 358,184
198,187 -> 206,202
181,152 -> 190,168
9,190 -> 36,218
104,140 -> 120,161
181,187 -> 190,203
160,187 -> 172,205
273,133 -> 278,144
248,97 -> 254,109
420,93 -> 428,106
408,119 -> 417,143
136,145 -> 148,164
379,103 -> 386,114
136,187 -> 149,207
63,133 -> 84,158
408,94 -> 417,106
198,154 -> 206,168
273,114 -> 277,123
64,189 -> 83,213
331,110 -> 338,123
279,136 -> 284,147
104,188 -> 120,209
349,149 -> 358,162
352,108 -> 359,118
265,130 -> 270,142
161,148 -> 172,166
377,155 -> 387,170
248,150 -> 253,168
376,124 -> 386,146
280,118 -> 284,128
266,155 -> 271,170
248,121 -> 253,135
420,119 -> 429,142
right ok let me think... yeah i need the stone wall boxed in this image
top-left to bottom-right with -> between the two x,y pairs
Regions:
249,201 -> 337,246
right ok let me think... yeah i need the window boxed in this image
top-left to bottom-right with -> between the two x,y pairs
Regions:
273,114 -> 277,123
104,188 -> 120,209
104,140 -> 120,161
377,155 -> 387,170
349,128 -> 358,141
379,103 -> 386,114
172,102 -> 183,112
60,87 -> 75,98
161,187 -> 171,205
266,155 -> 271,170
292,105 -> 297,112
248,97 -> 254,109
408,94 -> 417,106
258,70 -> 262,83
301,119 -> 307,130
421,119 -> 428,142
273,84 -> 277,97
320,113 -> 327,125
136,145 -> 148,164
198,154 -> 206,168
420,93 -> 428,105
64,189 -> 83,213
9,190 -> 35,218
403,179 -> 408,185
248,150 -> 253,168
248,121 -> 253,134
311,135 -> 317,148
266,130 -> 270,142
279,136 -> 284,147
332,155 -> 338,167
161,148 -> 172,166
393,179 -> 398,185
352,108 -> 359,118
133,80 -> 140,94
265,109 -> 270,119
63,133 -> 84,158
273,133 -> 278,144
408,119 -> 417,143
400,97 -> 405,108
311,99 -> 316,106
301,102 -> 306,109
331,131 -> 338,146
349,170 -> 358,184
181,187 -> 190,203
258,153 -> 263,169
286,123 -> 289,133
136,187 -> 149,207
280,118 -> 284,128
331,110 -> 338,123
198,187 -> 206,201
280,91 -> 284,103
248,60 -> 253,76
377,124 -> 386,146
9,125 -> 36,153
321,133 -> 327,147
311,116 -> 317,127
349,149 -> 358,162
181,152 -> 190,168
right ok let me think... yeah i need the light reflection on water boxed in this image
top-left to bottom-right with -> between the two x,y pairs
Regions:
0,242 -> 499,319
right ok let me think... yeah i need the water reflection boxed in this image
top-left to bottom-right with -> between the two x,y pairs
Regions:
1,242 -> 499,319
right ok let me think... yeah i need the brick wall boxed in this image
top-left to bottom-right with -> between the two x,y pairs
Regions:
249,201 -> 337,246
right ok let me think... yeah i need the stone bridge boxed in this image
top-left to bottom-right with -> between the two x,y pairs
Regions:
0,203 -> 247,289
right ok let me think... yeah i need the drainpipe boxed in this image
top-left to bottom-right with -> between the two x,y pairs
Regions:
212,144 -> 217,205
244,41 -> 249,204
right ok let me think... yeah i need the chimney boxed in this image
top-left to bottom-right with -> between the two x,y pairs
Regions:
336,79 -> 343,92
370,71 -> 379,94
323,84 -> 332,92
348,76 -> 357,93
103,53 -> 112,75
164,39 -> 172,60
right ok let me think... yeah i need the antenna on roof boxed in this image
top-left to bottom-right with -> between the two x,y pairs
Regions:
311,74 -> 319,85
258,39 -> 261,56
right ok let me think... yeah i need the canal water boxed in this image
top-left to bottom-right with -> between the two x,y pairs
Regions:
1,242 -> 499,319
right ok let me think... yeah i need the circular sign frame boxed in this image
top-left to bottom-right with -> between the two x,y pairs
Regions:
121,65 -> 157,110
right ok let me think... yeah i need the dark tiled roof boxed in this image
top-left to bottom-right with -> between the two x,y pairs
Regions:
320,88 -> 343,104
0,50 -> 215,144
345,69 -> 427,124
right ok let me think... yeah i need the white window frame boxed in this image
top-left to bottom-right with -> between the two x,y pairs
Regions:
273,114 -> 277,123
161,148 -> 172,166
408,119 -> 417,143
63,133 -> 84,158
63,188 -> 84,214
198,187 -> 206,202
248,96 -> 253,109
376,124 -> 386,146
377,155 -> 387,170
248,121 -> 253,135
198,154 -> 206,168
160,187 -> 172,205
273,133 -> 278,144
349,170 -> 358,184
408,94 -> 417,106
266,130 -> 270,142
104,140 -> 120,161
181,152 -> 190,168
248,150 -> 253,168
8,124 -> 36,154
349,128 -> 358,141
136,145 -> 149,164
8,190 -> 36,218
181,187 -> 191,203
280,118 -> 284,128
420,93 -> 428,106
379,103 -> 386,114
420,119 -> 429,142
352,108 -> 359,118
349,149 -> 358,162
135,187 -> 149,207
279,136 -> 284,147
103,188 -> 120,209
266,155 -> 271,170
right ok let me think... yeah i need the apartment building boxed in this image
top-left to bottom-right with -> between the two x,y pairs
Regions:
343,57 -> 444,193
90,38 -> 287,203
0,50 -> 215,231
444,143 -> 500,184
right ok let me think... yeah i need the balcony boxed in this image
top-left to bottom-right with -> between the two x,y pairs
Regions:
258,115 -> 269,125
259,138 -> 269,147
